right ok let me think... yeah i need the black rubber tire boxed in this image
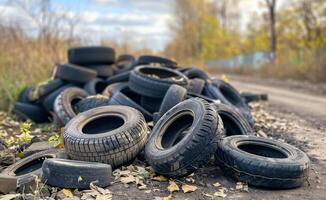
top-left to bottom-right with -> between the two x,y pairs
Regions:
215,135 -> 310,189
63,106 -> 148,168
186,92 -> 217,103
41,159 -> 112,189
136,55 -> 177,67
241,92 -> 269,103
102,82 -> 128,97
187,78 -> 205,94
105,71 -> 130,85
108,86 -> 152,122
41,84 -> 76,113
212,103 -> 253,136
75,95 -> 110,113
0,149 -> 66,193
157,84 -> 187,122
115,54 -> 136,73
203,81 -> 254,127
86,64 -> 114,78
53,87 -> 88,126
117,54 -> 136,63
129,66 -> 188,98
140,96 -> 161,113
182,68 -> 209,80
145,98 -> 223,178
28,79 -> 66,102
53,64 -> 97,84
18,87 -> 34,103
83,78 -> 107,95
13,102 -> 50,123
68,46 -> 115,65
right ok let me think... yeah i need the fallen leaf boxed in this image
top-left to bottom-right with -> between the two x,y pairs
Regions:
182,184 -> 197,193
202,193 -> 214,198
214,188 -> 227,198
213,182 -> 221,187
236,182 -> 243,190
152,175 -> 168,182
0,194 -> 20,200
62,188 -> 73,198
164,194 -> 173,200
167,181 -> 180,193
120,176 -> 135,184
78,176 -> 83,182
144,190 -> 151,194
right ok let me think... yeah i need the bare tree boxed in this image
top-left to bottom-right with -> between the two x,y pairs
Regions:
265,0 -> 277,64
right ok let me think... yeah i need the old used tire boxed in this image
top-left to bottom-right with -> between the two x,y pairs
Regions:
18,87 -> 34,103
182,68 -> 209,80
68,46 -> 115,65
83,78 -> 107,95
145,98 -> 223,178
41,159 -> 112,189
187,78 -> 205,94
53,64 -> 97,84
215,135 -> 310,189
0,149 -> 66,193
41,84 -> 76,112
87,64 -> 114,78
156,84 -> 187,122
63,106 -> 148,168
136,55 -> 177,67
212,103 -> 253,136
53,87 -> 88,126
109,86 -> 152,121
102,82 -> 128,97
28,79 -> 66,102
105,71 -> 130,85
13,102 -> 50,123
75,95 -> 110,113
129,66 -> 188,98
140,96 -> 161,113
241,92 -> 268,103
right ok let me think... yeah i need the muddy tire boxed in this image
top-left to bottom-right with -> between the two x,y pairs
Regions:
41,159 -> 112,189
129,66 -> 188,98
145,98 -> 223,178
63,106 -> 148,168
215,135 -> 310,189
53,87 -> 88,126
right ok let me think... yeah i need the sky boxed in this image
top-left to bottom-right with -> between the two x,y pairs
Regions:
0,0 -> 270,51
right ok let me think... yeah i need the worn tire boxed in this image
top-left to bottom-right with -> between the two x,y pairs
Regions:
109,86 -> 152,122
18,87 -> 34,103
102,82 -> 128,97
215,135 -> 310,189
129,66 -> 188,98
41,159 -> 112,189
53,87 -> 88,126
157,84 -> 187,122
136,55 -> 177,67
140,96 -> 161,113
0,149 -> 66,193
212,103 -> 253,136
105,71 -> 130,85
75,95 -> 110,113
13,102 -> 50,123
145,98 -> 223,178
68,46 -> 115,65
53,64 -> 97,84
27,79 -> 66,102
87,64 -> 114,78
83,78 -> 107,95
63,106 -> 148,168
188,78 -> 205,94
182,68 -> 209,80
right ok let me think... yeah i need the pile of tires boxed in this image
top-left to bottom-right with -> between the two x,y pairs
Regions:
7,46 -> 309,191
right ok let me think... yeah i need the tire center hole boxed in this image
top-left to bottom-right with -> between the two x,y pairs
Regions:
82,115 -> 124,134
15,156 -> 53,176
238,143 -> 288,158
160,113 -> 194,149
220,113 -> 242,136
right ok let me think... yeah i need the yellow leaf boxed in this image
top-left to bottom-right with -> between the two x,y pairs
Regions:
181,184 -> 197,193
213,182 -> 221,187
163,194 -> 173,200
120,176 -> 135,184
62,188 -> 73,198
214,188 -> 227,198
152,175 -> 168,182
78,176 -> 83,182
167,181 -> 179,193
221,74 -> 229,83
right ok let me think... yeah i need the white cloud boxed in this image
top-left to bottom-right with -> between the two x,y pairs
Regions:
81,11 -> 99,23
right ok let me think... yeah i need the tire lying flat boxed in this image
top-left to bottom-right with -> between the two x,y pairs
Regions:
215,135 -> 310,189
145,98 -> 223,178
41,159 -> 112,189
63,106 -> 148,168
68,46 -> 115,65
53,64 -> 97,84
